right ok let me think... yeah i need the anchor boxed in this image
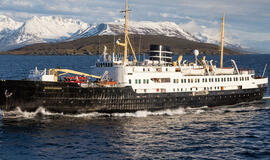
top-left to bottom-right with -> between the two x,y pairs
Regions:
5,90 -> 13,98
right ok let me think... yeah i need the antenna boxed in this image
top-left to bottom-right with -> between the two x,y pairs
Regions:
139,35 -> 141,62
113,34 -> 115,54
262,64 -> 268,77
98,37 -> 101,54
103,45 -> 107,61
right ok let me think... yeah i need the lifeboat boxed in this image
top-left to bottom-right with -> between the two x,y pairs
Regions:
181,68 -> 205,76
97,81 -> 118,86
215,67 -> 234,75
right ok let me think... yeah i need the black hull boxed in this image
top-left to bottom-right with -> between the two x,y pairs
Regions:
0,80 -> 267,114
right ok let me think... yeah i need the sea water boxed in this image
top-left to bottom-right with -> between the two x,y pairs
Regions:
0,54 -> 270,159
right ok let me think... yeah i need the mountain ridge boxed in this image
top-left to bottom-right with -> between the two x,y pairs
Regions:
0,14 -> 246,54
0,35 -> 243,55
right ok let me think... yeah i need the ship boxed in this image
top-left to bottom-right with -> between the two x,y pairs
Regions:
0,0 -> 268,115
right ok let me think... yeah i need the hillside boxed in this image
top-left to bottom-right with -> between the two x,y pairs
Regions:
0,35 -> 242,55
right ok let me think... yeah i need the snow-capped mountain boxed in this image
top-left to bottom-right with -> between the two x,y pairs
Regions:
70,20 -> 200,42
0,15 -> 243,52
191,31 -> 244,49
0,15 -> 22,32
0,15 -> 23,40
180,21 -> 245,49
0,15 -> 89,51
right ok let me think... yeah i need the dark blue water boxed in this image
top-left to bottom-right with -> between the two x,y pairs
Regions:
0,54 -> 270,159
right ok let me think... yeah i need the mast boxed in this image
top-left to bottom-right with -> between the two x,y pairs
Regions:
117,0 -> 137,64
220,13 -> 225,68
123,0 -> 128,63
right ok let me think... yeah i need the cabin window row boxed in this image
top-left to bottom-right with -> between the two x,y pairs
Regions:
172,86 -> 222,92
141,68 -> 169,72
173,76 -> 250,84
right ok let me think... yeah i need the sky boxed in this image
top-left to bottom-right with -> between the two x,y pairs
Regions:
0,0 -> 270,53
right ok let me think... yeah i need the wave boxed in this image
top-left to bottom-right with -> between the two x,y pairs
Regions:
1,107 -> 188,119
263,96 -> 270,100
4,103 -> 267,119
1,107 -> 64,119
111,108 -> 186,117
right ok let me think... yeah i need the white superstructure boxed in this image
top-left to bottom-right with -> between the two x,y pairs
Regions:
91,44 -> 268,95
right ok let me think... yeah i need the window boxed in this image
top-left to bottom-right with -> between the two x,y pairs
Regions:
129,79 -> 131,84
151,78 -> 171,83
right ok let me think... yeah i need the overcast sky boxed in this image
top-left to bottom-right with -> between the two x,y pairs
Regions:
0,0 -> 270,53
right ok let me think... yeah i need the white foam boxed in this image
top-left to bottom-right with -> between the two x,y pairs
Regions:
112,108 -> 186,117
263,96 -> 270,100
195,109 -> 205,114
2,107 -> 63,119
1,107 -> 187,119
65,112 -> 110,118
